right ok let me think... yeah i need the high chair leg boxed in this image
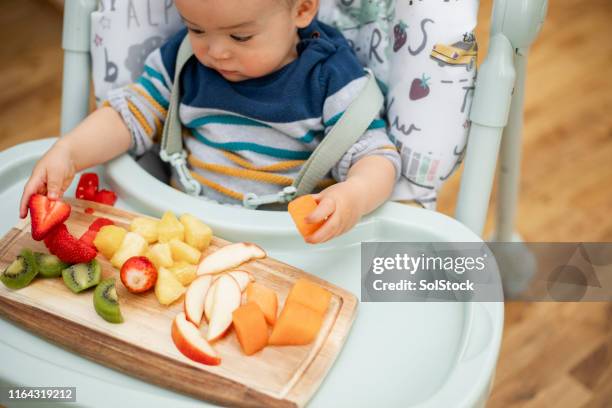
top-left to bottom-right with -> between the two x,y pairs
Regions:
494,52 -> 528,242
60,0 -> 97,134
455,34 -> 516,236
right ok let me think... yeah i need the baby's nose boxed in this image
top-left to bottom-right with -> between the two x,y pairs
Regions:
208,45 -> 231,60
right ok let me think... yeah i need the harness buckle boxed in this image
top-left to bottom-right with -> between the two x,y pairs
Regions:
243,186 -> 297,209
160,150 -> 202,196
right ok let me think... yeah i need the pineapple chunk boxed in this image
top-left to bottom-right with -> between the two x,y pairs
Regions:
110,232 -> 148,269
179,214 -> 213,251
157,211 -> 184,243
169,261 -> 197,286
169,239 -> 201,265
130,217 -> 159,244
94,225 -> 127,260
146,243 -> 173,269
155,267 -> 185,305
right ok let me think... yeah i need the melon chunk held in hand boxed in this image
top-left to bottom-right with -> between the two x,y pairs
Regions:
288,195 -> 324,238
232,302 -> 269,356
197,243 -> 266,276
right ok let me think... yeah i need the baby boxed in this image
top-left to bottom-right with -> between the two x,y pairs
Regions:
19,0 -> 401,244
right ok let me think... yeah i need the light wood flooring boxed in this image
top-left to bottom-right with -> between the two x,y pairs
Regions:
0,0 -> 611,407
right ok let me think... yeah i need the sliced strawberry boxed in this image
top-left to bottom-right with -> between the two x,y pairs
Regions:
76,173 -> 99,200
93,189 -> 117,206
29,194 -> 72,241
44,224 -> 97,264
88,217 -> 115,231
79,218 -> 115,248
120,256 -> 158,294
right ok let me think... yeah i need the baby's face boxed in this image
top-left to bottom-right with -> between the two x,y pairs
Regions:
176,0 -> 310,82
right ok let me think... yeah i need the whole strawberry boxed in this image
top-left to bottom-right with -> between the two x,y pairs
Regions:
393,21 -> 408,52
120,256 -> 158,294
409,74 -> 431,100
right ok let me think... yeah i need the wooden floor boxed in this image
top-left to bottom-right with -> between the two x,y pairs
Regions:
0,0 -> 611,406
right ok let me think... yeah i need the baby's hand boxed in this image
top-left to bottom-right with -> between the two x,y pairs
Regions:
303,180 -> 366,244
19,143 -> 77,219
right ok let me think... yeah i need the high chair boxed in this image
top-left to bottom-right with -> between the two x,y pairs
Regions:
0,0 -> 547,406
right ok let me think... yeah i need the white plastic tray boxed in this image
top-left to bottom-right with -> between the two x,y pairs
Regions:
0,138 -> 503,408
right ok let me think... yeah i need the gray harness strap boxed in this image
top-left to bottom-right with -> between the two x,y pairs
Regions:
160,35 -> 385,209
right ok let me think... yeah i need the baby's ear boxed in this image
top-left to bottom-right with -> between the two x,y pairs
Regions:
294,0 -> 319,28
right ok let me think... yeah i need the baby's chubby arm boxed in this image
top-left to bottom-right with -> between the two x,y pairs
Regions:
19,107 -> 131,218
303,155 -> 396,244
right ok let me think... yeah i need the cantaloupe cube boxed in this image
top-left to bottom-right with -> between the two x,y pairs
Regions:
146,243 -> 173,269
169,239 -> 201,264
288,195 -> 324,238
157,211 -> 184,243
232,302 -> 269,355
130,216 -> 159,244
169,261 -> 197,286
285,278 -> 331,316
246,282 -> 278,325
93,225 -> 127,260
180,214 -> 213,251
268,301 -> 323,346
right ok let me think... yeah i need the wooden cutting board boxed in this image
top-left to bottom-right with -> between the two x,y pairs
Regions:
0,199 -> 358,407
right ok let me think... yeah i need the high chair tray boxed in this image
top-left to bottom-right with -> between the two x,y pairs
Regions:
0,199 -> 357,408
0,139 -> 503,408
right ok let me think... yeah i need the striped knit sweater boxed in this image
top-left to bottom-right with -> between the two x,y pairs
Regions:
107,19 -> 401,205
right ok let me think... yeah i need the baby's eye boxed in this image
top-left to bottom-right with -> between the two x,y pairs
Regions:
188,27 -> 205,35
230,34 -> 253,42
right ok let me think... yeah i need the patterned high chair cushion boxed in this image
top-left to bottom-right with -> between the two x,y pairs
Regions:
90,0 -> 183,105
90,0 -> 478,209
320,1 -> 479,207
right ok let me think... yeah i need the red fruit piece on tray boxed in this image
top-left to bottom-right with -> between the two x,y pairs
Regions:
80,218 -> 115,249
120,256 -> 158,294
94,189 -> 117,206
44,224 -> 97,264
76,173 -> 99,201
29,194 -> 72,241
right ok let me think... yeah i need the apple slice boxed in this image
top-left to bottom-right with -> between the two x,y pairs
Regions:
212,270 -> 254,292
197,243 -> 266,276
171,312 -> 221,366
227,270 -> 254,292
206,275 -> 241,342
205,271 -> 250,321
204,282 -> 216,323
184,275 -> 213,326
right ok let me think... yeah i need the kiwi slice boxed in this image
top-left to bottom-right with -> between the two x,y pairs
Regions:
34,252 -> 69,278
1,249 -> 39,289
94,278 -> 123,323
62,259 -> 101,293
